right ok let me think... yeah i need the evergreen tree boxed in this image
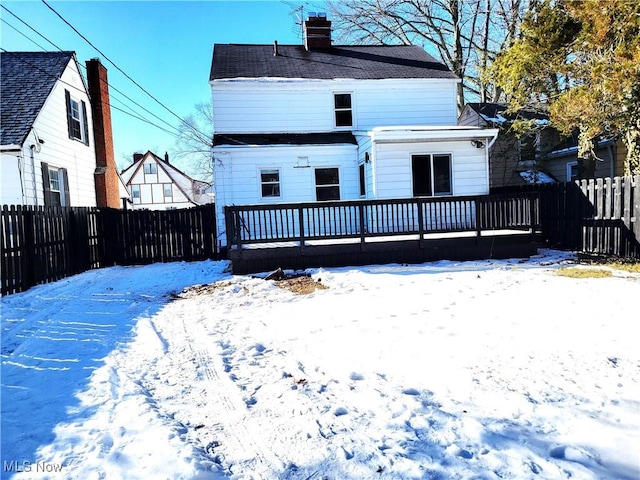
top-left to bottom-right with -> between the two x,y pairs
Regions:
487,0 -> 640,175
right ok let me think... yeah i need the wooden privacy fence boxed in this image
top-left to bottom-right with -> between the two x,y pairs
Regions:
494,175 -> 640,258
1,204 -> 218,295
225,193 -> 538,248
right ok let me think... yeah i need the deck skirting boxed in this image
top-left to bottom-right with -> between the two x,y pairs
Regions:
228,232 -> 539,274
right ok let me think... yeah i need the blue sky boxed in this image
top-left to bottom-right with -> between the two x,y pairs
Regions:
1,1 -> 323,176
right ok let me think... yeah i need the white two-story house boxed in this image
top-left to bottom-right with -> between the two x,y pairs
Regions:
210,14 -> 498,246
1,51 -> 97,206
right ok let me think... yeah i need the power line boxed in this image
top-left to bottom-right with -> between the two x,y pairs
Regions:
40,0 -> 210,144
1,6 -> 186,139
0,47 -> 182,140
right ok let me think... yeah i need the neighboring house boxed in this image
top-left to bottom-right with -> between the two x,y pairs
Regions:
540,135 -> 624,182
459,102 -> 558,188
459,102 -> 624,188
0,51 -> 122,207
120,151 -> 213,210
210,14 -> 498,246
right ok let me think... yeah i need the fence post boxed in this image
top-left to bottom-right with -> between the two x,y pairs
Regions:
417,199 -> 425,248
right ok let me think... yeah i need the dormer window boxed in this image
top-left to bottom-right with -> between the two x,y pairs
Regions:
334,93 -> 353,127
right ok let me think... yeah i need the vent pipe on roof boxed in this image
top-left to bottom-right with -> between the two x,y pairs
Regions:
165,152 -> 170,164
273,40 -> 279,56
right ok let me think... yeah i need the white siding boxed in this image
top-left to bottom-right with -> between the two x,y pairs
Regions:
1,60 -> 97,206
374,140 -> 489,199
213,144 -> 358,244
212,79 -> 458,134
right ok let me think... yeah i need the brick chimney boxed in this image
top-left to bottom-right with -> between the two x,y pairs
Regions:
304,13 -> 331,50
87,58 -> 121,208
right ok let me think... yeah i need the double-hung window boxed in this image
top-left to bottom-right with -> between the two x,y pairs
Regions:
65,90 -> 89,145
132,185 -> 141,203
41,163 -> 69,206
412,154 -> 453,196
260,169 -> 281,198
334,93 -> 353,128
315,167 -> 340,201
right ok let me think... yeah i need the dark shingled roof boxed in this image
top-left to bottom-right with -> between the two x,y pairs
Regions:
1,51 -> 75,146
213,132 -> 357,147
210,44 -> 458,81
466,103 -> 549,123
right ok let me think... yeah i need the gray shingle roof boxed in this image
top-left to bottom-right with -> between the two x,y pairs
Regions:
210,44 -> 458,81
1,51 -> 75,146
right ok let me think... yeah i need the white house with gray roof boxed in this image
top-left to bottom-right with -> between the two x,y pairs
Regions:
210,14 -> 498,246
1,51 -> 98,207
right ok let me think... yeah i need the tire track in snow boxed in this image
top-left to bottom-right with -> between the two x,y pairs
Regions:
182,317 -> 285,478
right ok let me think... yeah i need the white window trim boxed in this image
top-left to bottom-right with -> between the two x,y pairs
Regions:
48,166 -> 66,206
333,92 -> 355,129
314,166 -> 341,201
259,167 -> 282,201
567,161 -> 579,182
411,152 -> 455,197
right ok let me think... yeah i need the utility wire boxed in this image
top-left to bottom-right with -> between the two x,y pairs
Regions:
41,0 -> 211,144
1,6 -> 185,138
0,47 -> 181,139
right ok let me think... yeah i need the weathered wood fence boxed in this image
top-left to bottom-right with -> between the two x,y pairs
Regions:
1,204 -> 218,295
494,175 -> 639,259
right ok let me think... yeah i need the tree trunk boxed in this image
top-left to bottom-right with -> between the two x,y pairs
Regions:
624,125 -> 640,176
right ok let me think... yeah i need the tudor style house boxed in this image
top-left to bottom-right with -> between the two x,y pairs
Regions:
210,14 -> 498,246
0,51 -> 122,208
120,151 -> 213,210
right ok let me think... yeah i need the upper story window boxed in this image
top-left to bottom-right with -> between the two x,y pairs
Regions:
65,89 -> 89,146
334,93 -> 353,128
260,169 -> 281,198
144,163 -> 158,175
163,184 -> 172,199
412,154 -> 453,197
315,167 -> 340,201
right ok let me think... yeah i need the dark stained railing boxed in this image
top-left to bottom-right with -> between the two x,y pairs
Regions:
225,193 -> 539,249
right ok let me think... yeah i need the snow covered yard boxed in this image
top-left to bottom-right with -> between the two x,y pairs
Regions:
1,250 -> 639,480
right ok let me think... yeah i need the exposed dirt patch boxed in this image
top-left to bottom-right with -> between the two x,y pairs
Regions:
274,274 -> 327,295
177,281 -> 237,298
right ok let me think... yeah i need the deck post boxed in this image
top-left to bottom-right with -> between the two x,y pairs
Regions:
298,206 -> 305,254
417,199 -> 425,248
475,197 -> 482,244
359,204 -> 366,251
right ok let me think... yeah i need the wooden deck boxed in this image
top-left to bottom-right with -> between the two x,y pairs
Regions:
224,194 -> 540,274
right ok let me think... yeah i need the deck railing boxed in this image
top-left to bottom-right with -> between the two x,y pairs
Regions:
224,193 -> 539,249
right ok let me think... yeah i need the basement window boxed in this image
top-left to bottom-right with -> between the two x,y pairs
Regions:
334,93 -> 353,128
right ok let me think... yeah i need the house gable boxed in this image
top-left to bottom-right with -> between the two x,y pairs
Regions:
0,51 -> 76,147
121,151 -> 212,210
